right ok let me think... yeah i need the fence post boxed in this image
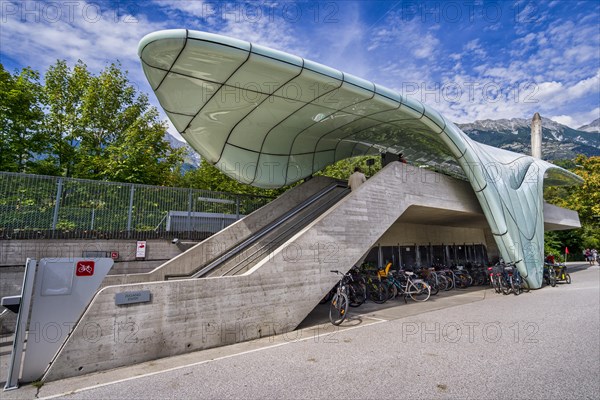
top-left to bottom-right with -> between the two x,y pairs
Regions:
127,184 -> 135,237
51,178 -> 63,232
235,196 -> 240,220
187,189 -> 193,234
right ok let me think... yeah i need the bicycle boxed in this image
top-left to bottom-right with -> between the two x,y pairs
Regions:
364,272 -> 388,304
543,262 -> 557,287
498,261 -> 529,295
329,270 -> 351,325
385,270 -> 431,302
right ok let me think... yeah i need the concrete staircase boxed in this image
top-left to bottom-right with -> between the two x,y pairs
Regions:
43,162 -> 488,381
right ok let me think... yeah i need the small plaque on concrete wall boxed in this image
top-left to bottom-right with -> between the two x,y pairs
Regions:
115,290 -> 151,305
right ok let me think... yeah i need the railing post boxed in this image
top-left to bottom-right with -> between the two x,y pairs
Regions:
235,196 -> 240,220
126,184 -> 135,237
52,178 -> 63,232
187,189 -> 193,235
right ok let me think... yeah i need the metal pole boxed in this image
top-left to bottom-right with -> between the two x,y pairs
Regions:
4,259 -> 37,390
187,189 -> 192,234
236,196 -> 240,220
126,184 -> 135,237
90,208 -> 95,230
51,178 -> 63,231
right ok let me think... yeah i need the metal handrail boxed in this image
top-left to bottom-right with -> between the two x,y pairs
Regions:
185,182 -> 349,279
218,187 -> 349,276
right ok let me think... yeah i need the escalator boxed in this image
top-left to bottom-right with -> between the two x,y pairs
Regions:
194,182 -> 349,277
159,178 -> 350,280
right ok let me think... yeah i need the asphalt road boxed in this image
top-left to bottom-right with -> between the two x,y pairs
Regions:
6,264 -> 600,400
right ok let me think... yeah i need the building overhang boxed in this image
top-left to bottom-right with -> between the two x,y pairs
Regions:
138,29 -> 584,288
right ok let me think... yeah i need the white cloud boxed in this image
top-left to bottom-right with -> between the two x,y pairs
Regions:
550,115 -> 575,127
0,1 -> 166,78
566,71 -> 600,98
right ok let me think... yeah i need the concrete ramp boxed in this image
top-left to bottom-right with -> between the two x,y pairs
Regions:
41,162 -> 577,381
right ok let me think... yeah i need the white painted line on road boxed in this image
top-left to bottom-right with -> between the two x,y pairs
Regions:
39,318 -> 387,399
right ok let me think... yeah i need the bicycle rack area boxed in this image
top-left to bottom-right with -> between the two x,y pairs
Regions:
1,257 -> 114,390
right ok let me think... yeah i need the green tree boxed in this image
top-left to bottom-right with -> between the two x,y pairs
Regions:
177,159 -> 286,197
0,64 -> 45,172
315,155 -> 382,180
544,155 -> 600,258
43,60 -> 90,176
41,60 -> 184,185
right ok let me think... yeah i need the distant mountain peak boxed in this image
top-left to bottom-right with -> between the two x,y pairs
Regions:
578,118 -> 600,133
457,116 -> 600,160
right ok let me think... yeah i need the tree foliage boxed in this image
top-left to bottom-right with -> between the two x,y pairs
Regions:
544,155 -> 600,258
175,159 -> 287,198
0,64 -> 45,172
1,61 -> 184,185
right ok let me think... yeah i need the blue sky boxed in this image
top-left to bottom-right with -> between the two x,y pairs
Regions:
1,0 -> 599,138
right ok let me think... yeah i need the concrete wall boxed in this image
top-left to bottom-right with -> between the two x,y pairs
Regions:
44,162 -> 491,381
0,240 -> 184,334
0,239 -> 184,268
377,222 -> 487,246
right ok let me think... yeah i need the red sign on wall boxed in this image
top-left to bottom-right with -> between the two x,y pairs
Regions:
111,251 -> 119,260
76,261 -> 95,276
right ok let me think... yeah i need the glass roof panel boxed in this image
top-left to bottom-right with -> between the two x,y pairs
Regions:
311,81 -> 373,110
141,64 -> 168,91
303,59 -> 344,80
155,73 -> 220,115
186,30 -> 250,51
335,141 -> 358,160
315,119 -> 384,152
313,151 -> 336,172
139,36 -> 186,70
184,90 -> 268,162
272,68 -> 341,103
251,44 -> 303,66
171,40 -> 249,83
287,154 -> 313,184
216,145 -> 259,184
228,96 -> 304,152
226,53 -> 302,95
267,104 -> 337,152
341,94 -> 399,117
256,153 -> 290,187
166,112 -> 194,132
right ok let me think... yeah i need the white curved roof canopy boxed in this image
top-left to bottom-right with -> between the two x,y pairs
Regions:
138,29 -> 582,288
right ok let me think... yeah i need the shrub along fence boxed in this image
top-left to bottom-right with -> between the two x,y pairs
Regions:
0,172 -> 273,240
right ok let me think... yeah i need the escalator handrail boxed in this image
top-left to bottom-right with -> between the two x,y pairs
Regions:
217,187 -> 350,276
167,181 -> 348,279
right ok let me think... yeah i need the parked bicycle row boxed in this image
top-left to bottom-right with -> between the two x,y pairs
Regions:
324,262 -> 489,325
487,260 -> 572,296
325,260 -> 573,324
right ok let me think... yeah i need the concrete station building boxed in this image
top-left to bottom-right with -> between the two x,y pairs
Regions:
1,30 -> 582,385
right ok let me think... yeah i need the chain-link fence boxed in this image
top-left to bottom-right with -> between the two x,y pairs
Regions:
0,172 -> 273,240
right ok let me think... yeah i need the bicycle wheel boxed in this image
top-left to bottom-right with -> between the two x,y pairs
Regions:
409,281 -> 431,302
510,276 -> 521,296
349,283 -> 366,307
500,276 -> 511,295
549,268 -> 557,287
427,278 -> 440,296
329,293 -> 348,325
437,275 -> 449,291
386,282 -> 398,300
368,281 -> 388,304
565,274 -> 571,284
460,275 -> 471,289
